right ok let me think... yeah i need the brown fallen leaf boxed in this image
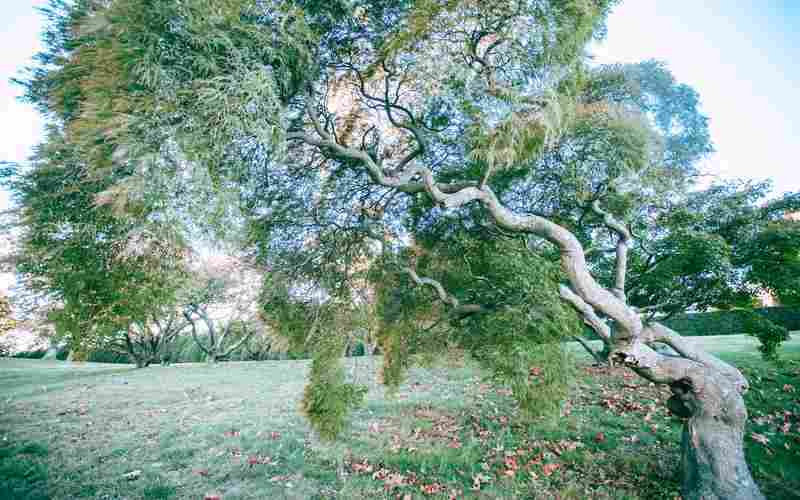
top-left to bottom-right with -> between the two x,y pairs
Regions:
542,463 -> 561,476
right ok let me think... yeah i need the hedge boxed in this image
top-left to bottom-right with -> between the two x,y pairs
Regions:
663,307 -> 800,337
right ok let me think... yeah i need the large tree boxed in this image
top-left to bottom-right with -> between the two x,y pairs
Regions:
14,1 -> 783,498
588,181 -> 799,360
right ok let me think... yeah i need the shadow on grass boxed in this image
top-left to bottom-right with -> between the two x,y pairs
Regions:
0,437 -> 51,500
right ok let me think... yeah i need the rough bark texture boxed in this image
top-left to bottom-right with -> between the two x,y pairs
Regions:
678,377 -> 764,500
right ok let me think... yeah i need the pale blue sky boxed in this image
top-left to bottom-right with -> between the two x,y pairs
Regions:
591,0 -> 800,194
1,0 -> 798,214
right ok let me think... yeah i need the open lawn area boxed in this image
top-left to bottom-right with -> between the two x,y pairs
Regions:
1,335 -> 799,500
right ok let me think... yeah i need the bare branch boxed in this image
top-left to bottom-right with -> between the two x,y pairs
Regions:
289,127 -> 642,339
559,284 -> 611,342
403,267 -> 488,318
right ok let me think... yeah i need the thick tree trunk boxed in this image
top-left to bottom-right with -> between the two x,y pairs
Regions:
669,368 -> 764,500
612,325 -> 764,500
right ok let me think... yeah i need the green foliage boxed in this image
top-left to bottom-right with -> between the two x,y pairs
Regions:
617,180 -> 800,358
739,312 -> 790,361
300,333 -> 367,441
371,233 -> 581,418
662,307 -> 800,338
745,220 -> 800,308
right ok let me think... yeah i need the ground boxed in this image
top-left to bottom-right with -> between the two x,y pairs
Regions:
1,335 -> 798,500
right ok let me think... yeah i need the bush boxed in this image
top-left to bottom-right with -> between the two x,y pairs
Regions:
662,307 -> 800,337
741,313 -> 790,361
12,349 -> 46,359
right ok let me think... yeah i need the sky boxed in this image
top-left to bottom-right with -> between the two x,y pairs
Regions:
0,0 -> 799,212
591,0 -> 800,194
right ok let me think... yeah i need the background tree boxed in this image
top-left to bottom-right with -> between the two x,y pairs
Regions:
609,181 -> 799,359
183,255 -> 265,364
102,306 -> 190,368
0,293 -> 14,356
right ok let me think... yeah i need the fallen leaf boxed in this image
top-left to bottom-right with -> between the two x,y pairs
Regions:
542,463 -> 561,476
420,482 -> 445,495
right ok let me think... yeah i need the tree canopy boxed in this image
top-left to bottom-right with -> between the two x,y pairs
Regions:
7,1 -> 799,498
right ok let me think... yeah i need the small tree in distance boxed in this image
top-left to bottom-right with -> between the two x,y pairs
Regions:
183,255 -> 265,363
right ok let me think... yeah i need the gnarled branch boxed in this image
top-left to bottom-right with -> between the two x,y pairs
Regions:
403,267 -> 488,319
591,200 -> 632,302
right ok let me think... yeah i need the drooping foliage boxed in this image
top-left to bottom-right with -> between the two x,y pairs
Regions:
369,229 -> 582,418
7,0 -> 194,352
300,330 -> 368,441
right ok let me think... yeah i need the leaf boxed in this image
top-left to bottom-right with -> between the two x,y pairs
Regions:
542,463 -> 561,476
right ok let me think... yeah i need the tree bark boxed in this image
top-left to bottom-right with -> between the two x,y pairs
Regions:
677,374 -> 764,500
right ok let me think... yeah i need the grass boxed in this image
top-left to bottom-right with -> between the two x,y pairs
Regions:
0,334 -> 798,499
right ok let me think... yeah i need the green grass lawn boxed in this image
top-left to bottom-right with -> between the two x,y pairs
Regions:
1,335 -> 798,500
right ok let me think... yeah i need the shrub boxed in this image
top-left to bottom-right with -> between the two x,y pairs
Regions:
12,349 -> 46,359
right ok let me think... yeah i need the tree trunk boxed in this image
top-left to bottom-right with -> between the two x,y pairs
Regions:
669,368 -> 764,500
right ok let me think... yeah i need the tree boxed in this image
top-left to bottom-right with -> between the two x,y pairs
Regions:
101,307 -> 190,368
15,1 -> 772,498
4,0 -> 192,357
182,255 -> 264,363
611,181 -> 799,359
